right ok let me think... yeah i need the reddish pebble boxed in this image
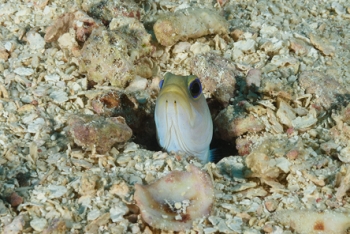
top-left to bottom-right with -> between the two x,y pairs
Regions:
286,150 -> 298,160
31,100 -> 38,106
10,192 -> 23,207
286,127 -> 295,137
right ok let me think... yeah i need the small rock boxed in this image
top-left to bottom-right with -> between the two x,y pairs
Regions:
246,69 -> 261,88
78,171 -> 99,196
44,74 -> 60,82
335,165 -> 350,201
331,2 -> 346,15
110,204 -> 129,222
87,209 -> 101,221
270,55 -> 300,75
4,41 -> 15,52
48,185 -> 68,199
276,99 -> 296,127
273,210 -> 350,234
215,105 -> 265,141
309,33 -> 335,57
264,199 -> 278,212
172,42 -> 191,53
320,140 -> 338,156
44,13 -> 75,42
84,213 -> 110,233
153,8 -> 228,46
3,215 -> 25,234
190,41 -> 211,54
14,67 -> 34,76
30,217 -> 48,232
235,137 -> 252,156
42,218 -> 66,234
291,113 -> 317,131
49,90 -> 69,103
33,0 -> 49,9
68,114 -> 132,153
79,24 -> 152,88
245,136 -> 306,188
286,149 -> 299,160
9,192 -> 23,207
260,24 -> 278,37
191,53 -> 236,106
0,200 -> 8,215
57,32 -> 79,51
0,48 -> 9,61
125,76 -> 148,92
298,70 -> 348,109
109,182 -> 130,198
27,117 -> 46,133
289,39 -> 308,55
234,39 -> 256,53
230,29 -> 244,41
339,146 -> 350,163
27,31 -> 46,50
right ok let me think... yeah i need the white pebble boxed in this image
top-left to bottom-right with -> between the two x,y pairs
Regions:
14,67 -> 34,76
4,41 -> 13,52
49,90 -> 69,103
45,74 -> 60,82
110,204 -> 129,222
234,39 -> 256,53
87,209 -> 101,221
125,76 -> 148,92
27,117 -> 45,133
174,202 -> 182,209
48,185 -> 68,198
27,31 -> 46,50
30,217 -> 47,232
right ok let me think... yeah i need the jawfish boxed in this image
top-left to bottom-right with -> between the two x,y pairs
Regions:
154,73 -> 213,163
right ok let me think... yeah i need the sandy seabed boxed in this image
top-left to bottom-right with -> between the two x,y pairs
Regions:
1,0 -> 350,233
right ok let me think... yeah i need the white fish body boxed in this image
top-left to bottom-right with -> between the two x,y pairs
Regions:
154,73 -> 213,163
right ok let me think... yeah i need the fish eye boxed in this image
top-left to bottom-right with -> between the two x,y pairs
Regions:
159,80 -> 164,89
189,78 -> 202,98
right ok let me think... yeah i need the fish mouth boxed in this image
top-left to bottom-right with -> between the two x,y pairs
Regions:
157,86 -> 194,123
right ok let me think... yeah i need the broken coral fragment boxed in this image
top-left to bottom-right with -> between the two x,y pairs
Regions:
154,8 -> 228,46
245,136 -> 305,188
335,164 -> 350,201
134,165 -> 214,231
273,210 -> 350,234
298,70 -> 347,109
44,11 -> 98,43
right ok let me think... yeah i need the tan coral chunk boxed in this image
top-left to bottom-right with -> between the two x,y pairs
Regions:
273,210 -> 350,234
154,8 -> 228,46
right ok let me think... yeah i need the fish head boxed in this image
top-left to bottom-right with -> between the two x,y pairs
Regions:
154,73 -> 213,163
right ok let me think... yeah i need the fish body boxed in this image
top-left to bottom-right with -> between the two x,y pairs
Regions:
154,73 -> 213,163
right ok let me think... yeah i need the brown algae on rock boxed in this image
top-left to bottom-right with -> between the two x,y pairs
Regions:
134,165 -> 214,231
